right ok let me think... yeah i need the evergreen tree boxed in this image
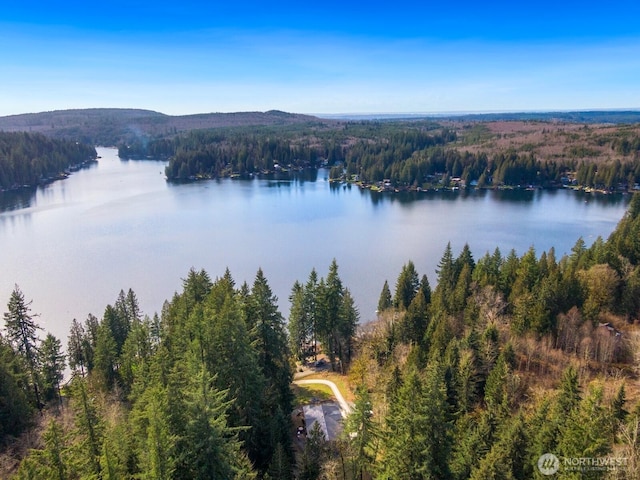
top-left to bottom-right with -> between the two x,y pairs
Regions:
180,367 -> 253,479
473,247 -> 503,287
454,243 -> 476,278
450,411 -> 497,480
377,280 -> 393,313
469,413 -> 528,480
120,313 -> 153,392
612,383 -> 628,424
100,404 -> 132,480
343,386 -> 377,479
433,243 -> 456,314
579,263 -> 620,321
40,333 -> 65,404
201,279 -> 269,470
498,249 -> 519,298
0,334 -> 32,441
135,386 -> 177,480
183,267 -> 213,308
42,419 -> 68,480
125,288 -> 142,325
452,263 -> 472,314
456,347 -> 479,414
317,260 -> 345,370
569,237 -> 588,271
419,274 -> 432,305
289,280 -> 309,362
528,366 -> 582,467
397,290 -> 429,345
70,378 -> 103,478
83,313 -> 99,372
379,363 -> 451,479
3,285 -> 43,408
247,268 -> 293,411
337,288 -> 359,371
557,366 -> 581,417
13,419 -> 69,480
304,268 -> 320,361
558,384 -> 614,477
245,268 -> 294,468
483,351 -> 510,415
300,421 -> 327,480
109,293 -> 132,356
528,396 -> 557,477
265,442 -> 292,480
93,320 -> 118,389
67,318 -> 88,376
393,261 -> 420,310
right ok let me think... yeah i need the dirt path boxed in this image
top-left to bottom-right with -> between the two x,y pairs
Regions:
293,378 -> 352,418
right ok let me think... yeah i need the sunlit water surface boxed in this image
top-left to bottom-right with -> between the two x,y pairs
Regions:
0,147 -> 630,343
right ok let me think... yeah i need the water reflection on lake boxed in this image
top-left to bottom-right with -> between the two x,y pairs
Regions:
0,147 -> 630,344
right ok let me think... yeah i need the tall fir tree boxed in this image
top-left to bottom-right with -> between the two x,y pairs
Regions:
380,363 -> 451,479
67,318 -> 88,376
377,280 -> 393,313
0,334 -> 32,441
433,242 -> 456,315
343,386 -> 377,479
304,268 -> 320,360
179,366 -> 254,480
40,333 -> 65,404
247,268 -> 293,411
288,280 -> 311,362
394,261 -> 420,310
3,285 -> 43,408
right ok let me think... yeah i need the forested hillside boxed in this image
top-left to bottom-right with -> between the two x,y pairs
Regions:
4,195 -> 640,478
0,132 -> 96,190
124,119 -> 640,192
151,123 -> 453,181
0,109 -> 330,146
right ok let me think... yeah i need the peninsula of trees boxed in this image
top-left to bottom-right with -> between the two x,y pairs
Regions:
0,132 -> 97,191
119,119 -> 640,193
4,194 -> 640,478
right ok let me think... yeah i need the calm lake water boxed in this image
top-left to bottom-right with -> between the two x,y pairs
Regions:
0,147 -> 631,343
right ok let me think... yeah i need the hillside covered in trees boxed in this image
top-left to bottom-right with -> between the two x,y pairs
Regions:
0,109 -> 331,147
4,192 -> 640,477
0,132 -> 96,191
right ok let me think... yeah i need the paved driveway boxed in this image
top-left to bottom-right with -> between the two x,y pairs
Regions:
303,402 -> 344,441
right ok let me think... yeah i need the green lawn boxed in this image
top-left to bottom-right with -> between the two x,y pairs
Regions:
292,383 -> 334,406
295,372 -> 354,402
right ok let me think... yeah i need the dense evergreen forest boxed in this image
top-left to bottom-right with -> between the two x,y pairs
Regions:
4,194 -> 640,478
119,120 -> 640,192
0,132 -> 97,191
118,122 -> 455,182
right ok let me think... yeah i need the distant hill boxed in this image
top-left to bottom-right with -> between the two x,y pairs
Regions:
439,110 -> 640,123
3,108 -> 639,147
0,108 -> 331,146
323,110 -> 640,124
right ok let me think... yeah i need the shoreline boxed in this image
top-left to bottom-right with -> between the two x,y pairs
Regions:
0,158 -> 98,194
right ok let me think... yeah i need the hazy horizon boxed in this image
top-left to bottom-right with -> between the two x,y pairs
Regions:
3,106 -> 640,120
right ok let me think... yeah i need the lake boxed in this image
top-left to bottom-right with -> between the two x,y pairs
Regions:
0,147 -> 631,344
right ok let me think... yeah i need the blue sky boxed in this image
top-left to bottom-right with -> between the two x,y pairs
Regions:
1,1 -> 640,116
